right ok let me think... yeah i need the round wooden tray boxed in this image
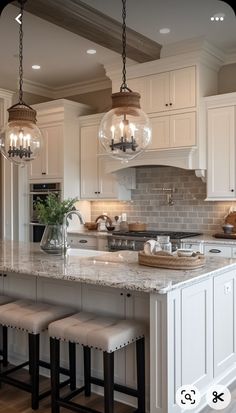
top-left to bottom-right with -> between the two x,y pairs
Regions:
138,251 -> 206,270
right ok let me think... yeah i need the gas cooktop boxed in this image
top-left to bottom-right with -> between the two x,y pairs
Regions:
111,231 -> 202,239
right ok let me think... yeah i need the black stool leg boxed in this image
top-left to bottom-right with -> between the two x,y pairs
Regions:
50,337 -> 60,413
83,346 -> 91,397
69,342 -> 76,391
104,352 -> 114,413
29,333 -> 40,410
2,326 -> 8,367
136,338 -> 146,413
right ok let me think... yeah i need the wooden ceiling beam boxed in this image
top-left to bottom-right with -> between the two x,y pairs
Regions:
20,0 -> 162,63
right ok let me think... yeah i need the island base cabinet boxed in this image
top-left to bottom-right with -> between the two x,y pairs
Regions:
150,271 -> 236,413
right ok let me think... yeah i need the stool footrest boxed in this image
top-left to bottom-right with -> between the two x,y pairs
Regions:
39,360 -> 70,377
91,376 -> 138,397
0,374 -> 31,392
59,399 -> 101,413
1,361 -> 29,375
63,385 -> 85,402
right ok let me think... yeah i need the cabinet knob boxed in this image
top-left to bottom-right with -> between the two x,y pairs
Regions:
231,189 -> 234,192
94,191 -> 98,194
169,102 -> 172,106
42,172 -> 46,175
120,292 -> 123,296
3,273 -> 7,277
97,191 -> 101,194
0,273 -> 2,277
126,293 -> 131,298
165,103 -> 168,107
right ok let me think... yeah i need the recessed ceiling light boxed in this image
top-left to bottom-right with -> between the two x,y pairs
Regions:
159,28 -> 171,34
86,49 -> 97,55
210,13 -> 225,22
32,65 -> 41,70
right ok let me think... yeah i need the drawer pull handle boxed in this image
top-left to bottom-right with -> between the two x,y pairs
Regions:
231,189 -> 234,192
79,240 -> 88,243
209,249 -> 221,253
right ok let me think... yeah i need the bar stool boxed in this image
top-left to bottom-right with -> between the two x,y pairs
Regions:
49,312 -> 146,413
0,299 -> 75,410
0,295 -> 17,366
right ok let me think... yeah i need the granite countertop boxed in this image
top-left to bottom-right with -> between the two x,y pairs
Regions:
181,234 -> 236,245
67,230 -> 112,238
0,240 -> 236,294
67,231 -> 236,245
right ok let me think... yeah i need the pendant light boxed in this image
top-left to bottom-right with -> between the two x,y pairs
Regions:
0,0 -> 42,166
99,0 -> 152,162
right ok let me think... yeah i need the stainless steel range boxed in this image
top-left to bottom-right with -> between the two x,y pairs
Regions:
108,231 -> 202,252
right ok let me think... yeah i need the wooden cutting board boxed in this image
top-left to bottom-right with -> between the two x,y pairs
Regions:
225,212 -> 236,232
214,233 -> 236,239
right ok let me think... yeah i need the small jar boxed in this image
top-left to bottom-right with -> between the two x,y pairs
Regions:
157,235 -> 172,253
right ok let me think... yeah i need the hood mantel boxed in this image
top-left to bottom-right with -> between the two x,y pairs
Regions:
104,147 -> 200,174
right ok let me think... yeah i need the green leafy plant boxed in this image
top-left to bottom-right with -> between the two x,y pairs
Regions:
34,193 -> 78,225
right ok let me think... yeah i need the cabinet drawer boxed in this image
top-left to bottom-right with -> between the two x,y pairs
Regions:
68,235 -> 97,249
204,244 -> 232,258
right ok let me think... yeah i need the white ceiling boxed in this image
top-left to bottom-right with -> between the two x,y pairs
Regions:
0,1 -> 235,94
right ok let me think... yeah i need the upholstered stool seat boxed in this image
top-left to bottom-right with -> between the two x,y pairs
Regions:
49,312 -> 146,413
0,299 -> 75,410
0,295 -> 16,366
0,299 -> 74,333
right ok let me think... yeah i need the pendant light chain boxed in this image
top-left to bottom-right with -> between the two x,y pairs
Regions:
120,0 -> 131,93
19,0 -> 25,104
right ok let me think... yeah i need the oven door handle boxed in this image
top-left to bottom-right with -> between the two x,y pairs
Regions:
29,191 -> 61,195
29,222 -> 45,226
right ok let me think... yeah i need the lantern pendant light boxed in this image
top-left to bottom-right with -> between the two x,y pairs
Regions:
0,0 -> 42,166
99,0 -> 152,162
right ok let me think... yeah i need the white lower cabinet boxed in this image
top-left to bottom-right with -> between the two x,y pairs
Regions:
213,270 -> 236,377
204,243 -> 232,258
181,279 -> 213,389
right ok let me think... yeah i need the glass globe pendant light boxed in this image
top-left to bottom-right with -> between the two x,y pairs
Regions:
99,0 -> 152,162
0,0 -> 42,166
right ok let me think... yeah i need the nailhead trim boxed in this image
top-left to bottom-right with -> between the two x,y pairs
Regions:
50,334 -> 144,353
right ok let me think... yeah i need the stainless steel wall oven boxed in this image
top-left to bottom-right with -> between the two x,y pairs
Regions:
29,183 -> 61,242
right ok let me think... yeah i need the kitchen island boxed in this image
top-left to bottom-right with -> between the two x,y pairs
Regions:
1,241 -> 236,413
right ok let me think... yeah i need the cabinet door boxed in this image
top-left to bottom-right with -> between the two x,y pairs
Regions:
170,112 -> 196,147
28,125 -> 63,180
148,72 -> 170,113
149,116 -> 170,149
45,125 -> 63,178
80,125 -> 98,199
98,156 -> 118,198
3,272 -> 36,299
181,279 -> 213,389
170,66 -> 196,110
214,270 -> 236,377
207,106 -> 235,199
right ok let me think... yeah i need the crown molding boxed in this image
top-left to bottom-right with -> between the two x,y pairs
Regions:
224,49 -> 236,65
22,77 -> 111,99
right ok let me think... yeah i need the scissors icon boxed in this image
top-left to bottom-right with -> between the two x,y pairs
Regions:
212,391 -> 224,403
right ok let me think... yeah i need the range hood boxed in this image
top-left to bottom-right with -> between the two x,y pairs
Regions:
104,146 -> 206,179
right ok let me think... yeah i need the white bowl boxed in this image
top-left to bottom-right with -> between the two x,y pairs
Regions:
177,249 -> 193,257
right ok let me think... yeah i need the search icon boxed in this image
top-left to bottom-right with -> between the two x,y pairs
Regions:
185,393 -> 193,402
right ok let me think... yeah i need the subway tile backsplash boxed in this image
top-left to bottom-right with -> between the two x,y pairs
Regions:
90,166 -> 236,234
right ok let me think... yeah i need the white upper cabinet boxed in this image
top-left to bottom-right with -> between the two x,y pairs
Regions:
205,93 -> 236,200
150,111 -> 196,149
80,114 -> 135,200
28,125 -> 63,180
116,66 -> 196,114
149,66 -> 196,113
29,99 -> 91,199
